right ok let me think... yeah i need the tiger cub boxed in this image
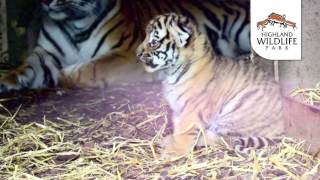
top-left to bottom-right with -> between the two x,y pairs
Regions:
136,13 -> 284,157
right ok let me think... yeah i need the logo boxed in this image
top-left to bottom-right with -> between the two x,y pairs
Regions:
257,13 -> 297,31
251,0 -> 301,60
255,12 -> 298,52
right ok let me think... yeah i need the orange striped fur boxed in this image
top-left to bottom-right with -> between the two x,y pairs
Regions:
137,13 -> 284,157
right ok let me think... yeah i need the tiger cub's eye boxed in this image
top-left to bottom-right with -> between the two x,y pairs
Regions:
149,40 -> 160,49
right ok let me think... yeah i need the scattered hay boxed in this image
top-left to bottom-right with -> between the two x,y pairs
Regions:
0,83 -> 319,179
1,105 -> 319,179
291,83 -> 320,106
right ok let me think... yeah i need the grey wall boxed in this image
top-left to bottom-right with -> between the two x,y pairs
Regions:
279,0 -> 320,95
276,0 -> 320,154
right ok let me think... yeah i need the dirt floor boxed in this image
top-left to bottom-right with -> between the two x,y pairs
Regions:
0,82 -> 319,179
1,82 -> 170,138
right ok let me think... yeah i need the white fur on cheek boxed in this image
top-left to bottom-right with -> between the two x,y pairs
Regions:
170,25 -> 192,47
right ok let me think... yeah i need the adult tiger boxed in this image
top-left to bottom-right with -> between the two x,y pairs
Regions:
0,0 -> 250,92
136,13 -> 283,157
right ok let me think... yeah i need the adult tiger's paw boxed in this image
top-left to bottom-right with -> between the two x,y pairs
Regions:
160,135 -> 190,159
0,80 -> 11,93
0,75 -> 21,94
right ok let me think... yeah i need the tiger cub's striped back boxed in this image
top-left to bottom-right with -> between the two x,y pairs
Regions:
136,13 -> 284,157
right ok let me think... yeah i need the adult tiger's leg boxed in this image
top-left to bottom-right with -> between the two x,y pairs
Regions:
59,53 -> 153,88
0,47 -> 62,93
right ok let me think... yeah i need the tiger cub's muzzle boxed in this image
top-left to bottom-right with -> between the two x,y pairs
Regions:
136,51 -> 152,63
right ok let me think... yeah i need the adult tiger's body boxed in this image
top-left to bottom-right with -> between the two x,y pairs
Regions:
136,13 -> 284,157
0,0 -> 250,92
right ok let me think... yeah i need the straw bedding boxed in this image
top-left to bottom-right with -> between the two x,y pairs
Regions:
0,82 -> 319,179
291,83 -> 320,106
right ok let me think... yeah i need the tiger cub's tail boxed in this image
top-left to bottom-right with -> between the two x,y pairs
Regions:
233,136 -> 282,154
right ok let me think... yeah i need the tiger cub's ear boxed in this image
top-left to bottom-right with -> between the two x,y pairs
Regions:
169,16 -> 193,48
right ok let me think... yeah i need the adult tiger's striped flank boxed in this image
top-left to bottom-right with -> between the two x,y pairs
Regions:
0,0 -> 250,93
136,13 -> 284,157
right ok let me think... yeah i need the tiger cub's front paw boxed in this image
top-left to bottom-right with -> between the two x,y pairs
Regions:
160,135 -> 190,159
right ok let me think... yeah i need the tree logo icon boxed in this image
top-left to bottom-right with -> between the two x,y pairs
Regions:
257,13 -> 297,31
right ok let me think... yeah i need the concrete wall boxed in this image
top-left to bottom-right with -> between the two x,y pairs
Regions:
279,0 -> 320,95
280,0 -> 320,154
253,0 -> 320,154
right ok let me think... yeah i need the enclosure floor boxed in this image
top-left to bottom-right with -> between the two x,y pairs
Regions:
0,82 -> 319,179
2,82 -> 170,138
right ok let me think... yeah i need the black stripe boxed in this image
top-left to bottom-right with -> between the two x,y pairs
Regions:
235,7 -> 249,47
165,42 -> 171,52
221,15 -> 229,42
257,137 -> 265,149
163,15 -> 170,25
41,54 -> 55,87
247,137 -> 254,147
41,26 -> 65,56
111,34 -> 130,49
190,0 -> 221,30
171,0 -> 197,23
128,26 -> 140,50
172,63 -> 191,84
220,2 -> 235,15
56,22 -> 78,49
176,89 -> 188,101
34,52 -> 55,87
229,11 -> 240,37
25,65 -> 36,87
266,138 -> 274,145
171,42 -> 176,58
156,19 -> 162,29
46,51 -> 63,70
92,20 -> 125,58
154,33 -> 160,39
177,22 -> 188,34
171,64 -> 183,75
239,138 -> 245,146
75,0 -> 117,42
199,72 -> 216,95
205,25 -> 220,55
222,89 -> 259,116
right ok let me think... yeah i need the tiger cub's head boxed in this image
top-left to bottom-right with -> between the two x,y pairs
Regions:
136,13 -> 208,73
41,0 -> 110,21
